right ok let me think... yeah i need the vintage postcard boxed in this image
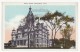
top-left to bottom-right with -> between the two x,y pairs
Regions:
2,2 -> 77,49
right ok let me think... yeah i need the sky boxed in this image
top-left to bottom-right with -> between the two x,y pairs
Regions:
5,4 -> 76,43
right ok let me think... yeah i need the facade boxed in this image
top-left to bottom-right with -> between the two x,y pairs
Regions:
11,7 -> 50,48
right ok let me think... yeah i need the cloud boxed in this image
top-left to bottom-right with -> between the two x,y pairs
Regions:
6,15 -> 25,29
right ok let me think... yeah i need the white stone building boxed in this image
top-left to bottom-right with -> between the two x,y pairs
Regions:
11,7 -> 50,48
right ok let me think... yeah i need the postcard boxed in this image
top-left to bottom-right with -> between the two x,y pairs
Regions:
2,2 -> 77,49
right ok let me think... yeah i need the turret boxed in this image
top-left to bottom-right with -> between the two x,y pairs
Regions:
25,6 -> 35,26
11,28 -> 17,46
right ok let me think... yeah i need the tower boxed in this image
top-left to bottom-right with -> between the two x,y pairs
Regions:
26,6 -> 35,26
11,28 -> 16,46
25,6 -> 35,47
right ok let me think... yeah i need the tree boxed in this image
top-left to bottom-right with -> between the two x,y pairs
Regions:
40,11 -> 74,47
60,25 -> 73,39
40,11 -> 64,47
60,24 -> 73,48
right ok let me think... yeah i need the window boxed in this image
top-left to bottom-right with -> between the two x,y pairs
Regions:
24,33 -> 28,37
38,35 -> 41,37
36,35 -> 37,37
44,35 -> 46,37
37,39 -> 38,43
24,29 -> 27,32
20,40 -> 23,45
18,35 -> 21,38
39,31 -> 42,34
18,31 -> 21,33
13,36 -> 16,40
24,40 -> 26,45
17,40 -> 19,45
12,32 -> 15,35
31,28 -> 34,31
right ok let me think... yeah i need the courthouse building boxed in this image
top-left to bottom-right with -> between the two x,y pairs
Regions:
11,7 -> 50,48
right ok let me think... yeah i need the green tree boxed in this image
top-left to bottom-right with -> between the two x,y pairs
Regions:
40,11 -> 64,47
60,24 -> 73,48
40,11 -> 74,47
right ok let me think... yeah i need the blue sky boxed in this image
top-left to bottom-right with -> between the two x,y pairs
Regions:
5,5 -> 76,22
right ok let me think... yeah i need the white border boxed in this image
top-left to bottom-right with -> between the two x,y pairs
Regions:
1,2 -> 79,52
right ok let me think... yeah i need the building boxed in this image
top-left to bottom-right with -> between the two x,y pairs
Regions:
11,6 -> 50,48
